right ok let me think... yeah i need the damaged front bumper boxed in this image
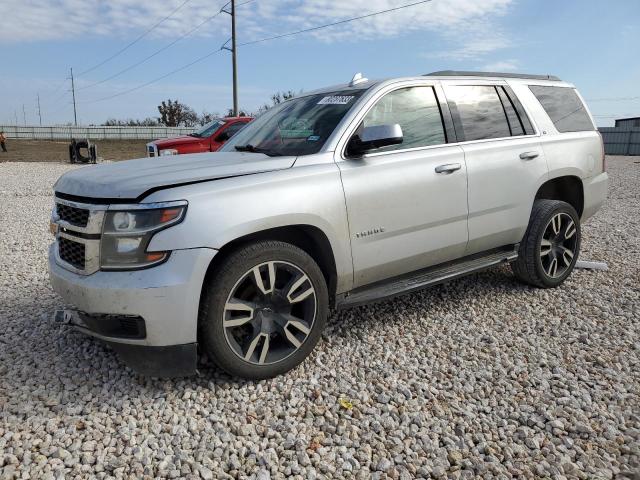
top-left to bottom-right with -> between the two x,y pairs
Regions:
48,244 -> 217,377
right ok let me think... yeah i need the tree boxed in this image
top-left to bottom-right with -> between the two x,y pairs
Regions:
157,99 -> 199,127
225,108 -> 250,117
103,117 -> 160,126
257,90 -> 297,115
199,111 -> 221,124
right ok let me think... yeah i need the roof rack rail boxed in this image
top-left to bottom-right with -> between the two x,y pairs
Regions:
425,70 -> 561,81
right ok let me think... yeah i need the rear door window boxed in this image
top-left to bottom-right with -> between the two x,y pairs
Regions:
444,86 -> 512,141
529,85 -> 595,133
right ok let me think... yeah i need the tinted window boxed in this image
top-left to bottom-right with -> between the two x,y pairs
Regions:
503,85 -> 535,135
445,86 -> 511,141
224,122 -> 246,138
496,86 -> 524,136
361,86 -> 446,152
529,85 -> 595,133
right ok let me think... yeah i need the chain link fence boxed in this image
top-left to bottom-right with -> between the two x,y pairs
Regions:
0,125 -> 193,140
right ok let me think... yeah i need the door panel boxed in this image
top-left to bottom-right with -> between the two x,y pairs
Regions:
463,137 -> 548,254
339,145 -> 468,287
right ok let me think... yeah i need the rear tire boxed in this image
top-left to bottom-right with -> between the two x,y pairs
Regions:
512,199 -> 581,288
199,241 -> 328,379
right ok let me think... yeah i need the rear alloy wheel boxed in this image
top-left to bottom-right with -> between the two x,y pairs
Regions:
200,241 -> 328,379
512,199 -> 581,288
539,212 -> 578,279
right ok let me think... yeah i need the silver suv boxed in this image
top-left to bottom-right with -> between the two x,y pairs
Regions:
49,71 -> 608,379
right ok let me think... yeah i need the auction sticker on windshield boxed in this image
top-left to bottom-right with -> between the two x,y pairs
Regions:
318,95 -> 355,105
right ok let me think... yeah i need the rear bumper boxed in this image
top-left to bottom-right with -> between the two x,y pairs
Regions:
582,172 -> 609,222
49,245 -> 217,375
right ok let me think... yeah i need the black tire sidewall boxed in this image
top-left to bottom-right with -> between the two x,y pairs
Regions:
200,241 -> 328,380
533,202 -> 581,288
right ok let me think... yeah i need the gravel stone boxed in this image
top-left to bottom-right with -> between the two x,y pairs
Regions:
0,157 -> 638,478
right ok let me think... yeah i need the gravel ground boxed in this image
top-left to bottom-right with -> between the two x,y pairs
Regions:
1,158 -> 638,480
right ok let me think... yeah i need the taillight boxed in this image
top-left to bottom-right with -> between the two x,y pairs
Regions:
598,131 -> 606,172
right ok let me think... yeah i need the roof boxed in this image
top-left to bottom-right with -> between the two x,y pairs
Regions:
297,70 -> 568,98
615,116 -> 640,122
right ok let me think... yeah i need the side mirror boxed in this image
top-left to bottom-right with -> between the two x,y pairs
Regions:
347,124 -> 403,156
215,131 -> 230,142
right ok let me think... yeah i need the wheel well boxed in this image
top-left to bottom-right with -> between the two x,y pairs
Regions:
201,225 -> 338,307
535,176 -> 584,217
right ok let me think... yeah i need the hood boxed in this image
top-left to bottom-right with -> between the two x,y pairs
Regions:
153,135 -> 203,147
54,152 -> 296,200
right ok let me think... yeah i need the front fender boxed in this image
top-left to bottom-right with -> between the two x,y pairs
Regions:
146,163 -> 354,293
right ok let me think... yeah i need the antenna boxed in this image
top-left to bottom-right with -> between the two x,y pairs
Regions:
349,72 -> 368,87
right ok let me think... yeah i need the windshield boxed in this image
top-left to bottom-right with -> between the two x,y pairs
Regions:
221,90 -> 365,156
191,119 -> 226,138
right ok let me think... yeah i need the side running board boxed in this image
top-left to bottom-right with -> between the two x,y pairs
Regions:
337,246 -> 519,309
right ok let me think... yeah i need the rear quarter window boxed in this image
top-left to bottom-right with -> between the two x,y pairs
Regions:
529,85 -> 595,133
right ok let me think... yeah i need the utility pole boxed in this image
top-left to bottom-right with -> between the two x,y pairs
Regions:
37,94 -> 42,126
14,111 -> 18,126
22,104 -> 26,126
231,0 -> 238,116
70,67 -> 78,126
221,0 -> 239,116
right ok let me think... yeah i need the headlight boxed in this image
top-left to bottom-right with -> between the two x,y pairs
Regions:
159,149 -> 178,156
100,202 -> 187,270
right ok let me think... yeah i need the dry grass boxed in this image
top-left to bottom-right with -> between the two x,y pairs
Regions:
0,139 -> 148,163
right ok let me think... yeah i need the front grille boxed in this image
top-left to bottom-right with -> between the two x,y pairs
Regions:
57,203 -> 89,227
58,237 -> 86,270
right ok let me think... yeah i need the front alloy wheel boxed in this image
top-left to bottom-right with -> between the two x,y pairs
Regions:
200,241 -> 328,379
223,261 -> 317,365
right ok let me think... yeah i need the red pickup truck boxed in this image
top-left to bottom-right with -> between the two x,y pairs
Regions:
147,116 -> 252,157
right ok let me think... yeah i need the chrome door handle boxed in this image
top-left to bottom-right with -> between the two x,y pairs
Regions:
435,163 -> 462,174
519,151 -> 539,160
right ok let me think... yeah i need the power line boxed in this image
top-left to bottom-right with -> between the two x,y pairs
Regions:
593,114 -> 636,118
83,49 -> 224,103
79,10 -> 225,91
81,0 -> 434,103
77,0 -> 257,91
587,96 -> 640,102
76,0 -> 193,77
238,0 -> 434,46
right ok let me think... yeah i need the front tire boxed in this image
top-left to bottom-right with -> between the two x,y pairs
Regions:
200,241 -> 328,379
512,199 -> 581,288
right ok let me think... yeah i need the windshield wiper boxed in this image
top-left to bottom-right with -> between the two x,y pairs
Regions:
188,133 -> 201,137
234,144 -> 278,156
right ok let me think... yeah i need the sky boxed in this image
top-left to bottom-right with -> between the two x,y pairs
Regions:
0,0 -> 638,127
